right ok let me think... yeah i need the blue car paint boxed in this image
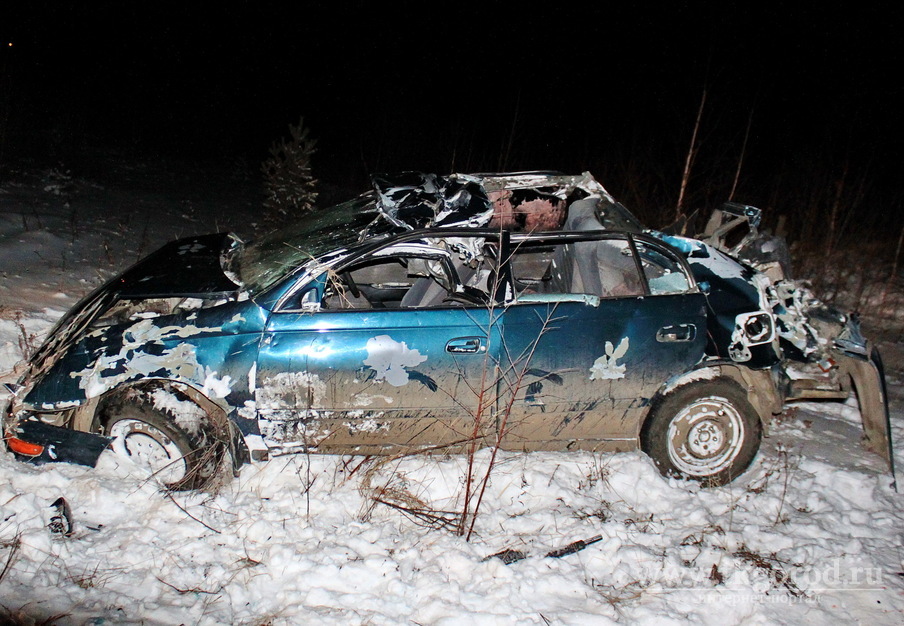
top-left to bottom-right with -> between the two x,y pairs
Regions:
651,233 -> 778,369
256,305 -> 504,451
500,294 -> 707,447
23,300 -> 267,430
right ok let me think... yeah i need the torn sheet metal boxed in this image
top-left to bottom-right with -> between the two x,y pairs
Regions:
369,171 -> 629,235
372,172 -> 493,230
769,280 -> 829,358
655,233 -> 780,368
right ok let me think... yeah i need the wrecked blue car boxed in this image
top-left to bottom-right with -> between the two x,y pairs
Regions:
3,172 -> 893,488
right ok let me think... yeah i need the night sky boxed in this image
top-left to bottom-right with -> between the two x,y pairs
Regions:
2,2 -> 902,226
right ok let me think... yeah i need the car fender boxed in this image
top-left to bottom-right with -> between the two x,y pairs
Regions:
93,379 -> 250,471
6,378 -> 251,472
649,362 -> 783,435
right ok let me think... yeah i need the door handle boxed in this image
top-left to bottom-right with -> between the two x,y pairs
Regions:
446,337 -> 485,354
657,324 -> 696,343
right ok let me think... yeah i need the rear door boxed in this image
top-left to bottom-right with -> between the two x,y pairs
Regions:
498,234 -> 707,451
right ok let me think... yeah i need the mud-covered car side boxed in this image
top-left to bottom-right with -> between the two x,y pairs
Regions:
3,172 -> 894,489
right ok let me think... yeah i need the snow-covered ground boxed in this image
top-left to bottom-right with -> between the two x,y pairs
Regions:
1,159 -> 901,624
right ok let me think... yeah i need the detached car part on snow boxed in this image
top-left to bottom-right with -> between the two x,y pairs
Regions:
3,172 -> 894,489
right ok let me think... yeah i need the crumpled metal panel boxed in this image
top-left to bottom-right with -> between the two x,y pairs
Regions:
371,172 -> 493,230
21,300 -> 266,428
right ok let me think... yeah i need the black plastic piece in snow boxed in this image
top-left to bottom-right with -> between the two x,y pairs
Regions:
48,496 -> 74,537
545,535 -> 603,558
9,420 -> 112,468
482,548 -> 528,565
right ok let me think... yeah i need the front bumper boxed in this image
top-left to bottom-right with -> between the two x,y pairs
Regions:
4,419 -> 111,467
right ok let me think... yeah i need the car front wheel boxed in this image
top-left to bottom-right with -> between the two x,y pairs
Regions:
97,389 -> 224,490
641,378 -> 761,486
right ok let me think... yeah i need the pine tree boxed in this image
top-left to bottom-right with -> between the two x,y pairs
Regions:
261,116 -> 318,225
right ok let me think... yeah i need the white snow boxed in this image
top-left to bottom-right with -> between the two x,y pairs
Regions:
363,335 -> 428,387
201,366 -> 233,399
661,367 -> 720,396
150,387 -> 208,436
0,159 -> 902,624
589,337 -> 630,381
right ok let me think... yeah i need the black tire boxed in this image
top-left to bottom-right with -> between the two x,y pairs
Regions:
97,387 -> 225,490
640,378 -> 762,486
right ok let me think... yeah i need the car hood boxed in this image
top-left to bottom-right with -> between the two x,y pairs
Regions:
10,233 -> 242,396
115,233 -> 241,298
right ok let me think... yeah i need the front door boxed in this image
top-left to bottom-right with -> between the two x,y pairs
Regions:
255,236 -> 502,454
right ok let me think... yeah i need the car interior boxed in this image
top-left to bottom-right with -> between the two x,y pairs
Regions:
317,200 -> 691,311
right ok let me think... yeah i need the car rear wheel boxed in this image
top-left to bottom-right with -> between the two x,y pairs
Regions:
641,378 -> 761,486
97,388 -> 224,490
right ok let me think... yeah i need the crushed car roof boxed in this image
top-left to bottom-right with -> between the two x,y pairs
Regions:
369,171 -> 624,232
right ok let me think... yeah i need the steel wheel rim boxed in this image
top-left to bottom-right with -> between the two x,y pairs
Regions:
108,419 -> 187,483
667,396 -> 745,476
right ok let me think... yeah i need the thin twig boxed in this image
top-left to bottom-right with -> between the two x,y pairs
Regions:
879,222 -> 904,312
0,535 -> 21,584
676,87 -> 707,215
373,498 -> 459,531
156,576 -> 223,595
466,304 -> 559,540
165,493 -> 221,534
773,446 -> 790,525
826,160 -> 849,254
728,108 -> 754,202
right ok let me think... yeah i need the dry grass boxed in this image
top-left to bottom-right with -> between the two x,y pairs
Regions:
732,544 -> 804,597
0,534 -> 21,585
